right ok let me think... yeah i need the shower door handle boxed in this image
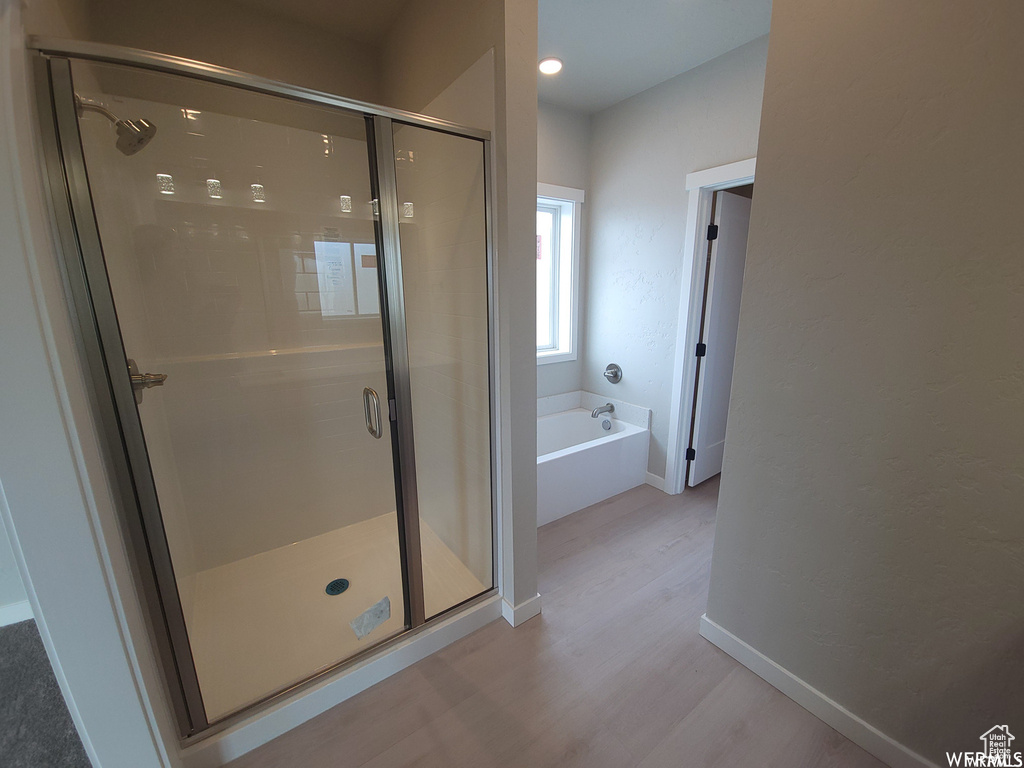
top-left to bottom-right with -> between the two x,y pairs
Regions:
363,387 -> 383,439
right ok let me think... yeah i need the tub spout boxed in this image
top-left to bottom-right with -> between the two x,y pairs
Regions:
591,403 -> 614,418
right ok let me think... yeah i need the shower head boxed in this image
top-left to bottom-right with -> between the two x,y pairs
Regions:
114,118 -> 157,156
75,94 -> 158,156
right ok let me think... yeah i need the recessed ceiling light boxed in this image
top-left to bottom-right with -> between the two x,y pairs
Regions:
539,58 -> 563,75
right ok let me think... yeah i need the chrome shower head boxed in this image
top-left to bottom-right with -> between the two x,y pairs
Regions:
75,94 -> 158,156
114,118 -> 157,156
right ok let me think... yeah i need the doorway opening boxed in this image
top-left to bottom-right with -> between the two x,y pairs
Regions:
665,159 -> 755,494
685,184 -> 753,487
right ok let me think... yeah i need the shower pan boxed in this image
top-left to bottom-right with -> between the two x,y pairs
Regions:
32,41 -> 496,738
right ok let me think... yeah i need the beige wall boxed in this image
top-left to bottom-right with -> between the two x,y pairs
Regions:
22,0 -> 88,38
706,2 -> 1024,763
379,0 -> 501,114
421,50 -> 495,133
538,101 -> 589,190
26,0 -> 381,103
584,36 -> 768,478
536,101 -> 590,398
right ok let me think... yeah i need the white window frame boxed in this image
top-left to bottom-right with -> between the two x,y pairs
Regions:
536,182 -> 583,364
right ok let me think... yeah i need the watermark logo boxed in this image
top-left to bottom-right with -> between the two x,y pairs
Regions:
947,725 -> 1022,767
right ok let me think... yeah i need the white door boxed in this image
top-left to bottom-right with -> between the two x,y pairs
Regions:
688,190 -> 751,486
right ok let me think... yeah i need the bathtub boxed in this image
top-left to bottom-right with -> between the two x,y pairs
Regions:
537,408 -> 650,526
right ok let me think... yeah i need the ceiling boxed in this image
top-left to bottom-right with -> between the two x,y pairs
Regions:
539,0 -> 772,113
232,0 -> 410,44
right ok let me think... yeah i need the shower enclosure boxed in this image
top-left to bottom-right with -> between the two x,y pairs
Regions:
32,41 -> 495,737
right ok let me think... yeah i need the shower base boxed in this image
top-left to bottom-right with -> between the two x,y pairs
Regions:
186,513 -> 485,721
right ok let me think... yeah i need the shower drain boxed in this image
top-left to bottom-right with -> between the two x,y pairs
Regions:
325,578 -> 350,596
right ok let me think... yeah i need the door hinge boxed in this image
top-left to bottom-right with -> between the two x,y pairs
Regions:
695,342 -> 707,357
707,223 -> 719,241
388,398 -> 397,422
685,447 -> 696,461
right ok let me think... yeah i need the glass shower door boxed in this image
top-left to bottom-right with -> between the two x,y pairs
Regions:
64,59 -> 408,722
390,123 -> 494,618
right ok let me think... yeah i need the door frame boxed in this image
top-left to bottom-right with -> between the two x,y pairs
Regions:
665,158 -> 755,495
31,43 -> 499,740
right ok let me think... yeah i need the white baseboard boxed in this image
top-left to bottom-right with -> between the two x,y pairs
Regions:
699,615 -> 936,768
182,595 -> 502,768
501,593 -> 542,627
0,599 -> 32,627
645,472 -> 667,492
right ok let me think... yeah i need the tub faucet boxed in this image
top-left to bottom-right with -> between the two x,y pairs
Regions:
591,403 -> 615,418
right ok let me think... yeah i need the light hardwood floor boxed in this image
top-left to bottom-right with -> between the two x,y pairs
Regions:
228,478 -> 889,768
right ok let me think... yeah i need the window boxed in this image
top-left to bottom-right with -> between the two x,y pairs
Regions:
537,183 -> 583,363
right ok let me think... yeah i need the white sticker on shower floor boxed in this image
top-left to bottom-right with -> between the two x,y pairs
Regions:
350,596 -> 391,640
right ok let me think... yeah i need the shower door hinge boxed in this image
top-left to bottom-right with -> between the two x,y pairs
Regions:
695,342 -> 707,357
685,447 -> 696,461
388,398 -> 397,422
707,223 -> 719,241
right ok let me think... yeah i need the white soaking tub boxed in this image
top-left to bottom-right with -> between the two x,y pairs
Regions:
537,408 -> 650,526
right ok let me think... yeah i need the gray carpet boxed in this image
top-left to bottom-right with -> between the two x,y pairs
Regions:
0,620 -> 90,768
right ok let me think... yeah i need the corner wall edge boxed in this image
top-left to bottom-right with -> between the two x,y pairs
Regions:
501,592 -> 541,627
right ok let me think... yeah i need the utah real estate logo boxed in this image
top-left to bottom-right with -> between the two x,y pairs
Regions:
947,726 -> 1023,767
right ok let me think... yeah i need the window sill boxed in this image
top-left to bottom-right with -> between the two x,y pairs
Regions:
537,350 -> 577,366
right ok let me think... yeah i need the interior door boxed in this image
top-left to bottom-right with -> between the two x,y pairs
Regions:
688,190 -> 752,486
57,58 -> 411,724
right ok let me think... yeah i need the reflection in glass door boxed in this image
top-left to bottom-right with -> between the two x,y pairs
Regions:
65,59 -> 408,723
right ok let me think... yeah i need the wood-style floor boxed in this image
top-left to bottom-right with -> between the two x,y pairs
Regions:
228,478 -> 889,768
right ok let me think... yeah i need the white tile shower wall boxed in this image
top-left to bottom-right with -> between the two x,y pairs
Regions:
394,124 -> 492,594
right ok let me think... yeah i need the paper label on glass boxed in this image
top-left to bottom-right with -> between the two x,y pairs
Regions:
313,241 -> 356,316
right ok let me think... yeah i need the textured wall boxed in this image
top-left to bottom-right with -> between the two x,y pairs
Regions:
584,36 -> 768,478
706,2 -> 1024,762
537,101 -> 590,398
